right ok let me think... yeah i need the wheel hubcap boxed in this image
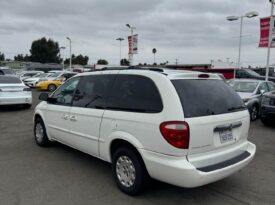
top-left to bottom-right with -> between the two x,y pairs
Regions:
251,107 -> 258,120
49,85 -> 55,91
116,156 -> 136,187
35,123 -> 44,143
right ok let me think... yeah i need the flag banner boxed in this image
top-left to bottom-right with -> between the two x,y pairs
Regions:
259,16 -> 275,48
128,34 -> 138,54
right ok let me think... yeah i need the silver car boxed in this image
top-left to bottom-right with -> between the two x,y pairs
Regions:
228,79 -> 275,120
0,76 -> 32,108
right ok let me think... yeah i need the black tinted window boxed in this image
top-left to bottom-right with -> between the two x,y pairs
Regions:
0,76 -> 21,84
172,79 -> 246,118
107,75 -> 163,113
72,75 -> 116,108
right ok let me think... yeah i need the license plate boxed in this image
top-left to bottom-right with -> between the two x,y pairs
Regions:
219,129 -> 233,144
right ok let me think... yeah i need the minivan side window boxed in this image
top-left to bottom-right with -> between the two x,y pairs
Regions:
106,75 -> 163,113
72,75 -> 116,108
51,77 -> 80,106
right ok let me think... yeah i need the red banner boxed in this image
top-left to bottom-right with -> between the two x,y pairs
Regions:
259,16 -> 275,48
128,34 -> 138,54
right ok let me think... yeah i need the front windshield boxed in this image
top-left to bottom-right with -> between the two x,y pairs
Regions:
3,69 -> 15,75
49,73 -> 61,78
245,69 -> 261,77
229,81 -> 259,93
33,73 -> 48,78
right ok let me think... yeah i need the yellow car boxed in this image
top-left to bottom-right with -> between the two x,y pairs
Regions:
36,78 -> 64,92
36,72 -> 77,91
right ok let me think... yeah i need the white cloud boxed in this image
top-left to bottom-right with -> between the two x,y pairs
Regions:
0,0 -> 273,66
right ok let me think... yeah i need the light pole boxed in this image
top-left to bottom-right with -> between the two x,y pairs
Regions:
116,37 -> 124,65
227,11 -> 259,79
266,0 -> 275,81
59,46 -> 66,70
126,24 -> 136,65
66,37 -> 72,71
152,48 -> 157,65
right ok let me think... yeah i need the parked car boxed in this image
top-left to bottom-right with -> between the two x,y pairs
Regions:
23,73 -> 54,88
236,68 -> 275,83
19,71 -> 44,81
261,91 -> 275,125
0,75 -> 32,108
0,67 -> 16,75
228,79 -> 275,120
35,72 -> 76,91
34,69 -> 256,195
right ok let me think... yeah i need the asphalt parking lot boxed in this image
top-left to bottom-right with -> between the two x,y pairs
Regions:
0,91 -> 275,205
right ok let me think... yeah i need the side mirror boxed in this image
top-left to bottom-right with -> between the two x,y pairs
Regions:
260,90 -> 265,95
39,93 -> 49,101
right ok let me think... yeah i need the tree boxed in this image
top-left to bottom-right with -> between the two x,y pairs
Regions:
64,54 -> 89,65
29,37 -> 61,63
0,52 -> 5,61
14,54 -> 30,62
120,58 -> 130,66
97,59 -> 108,65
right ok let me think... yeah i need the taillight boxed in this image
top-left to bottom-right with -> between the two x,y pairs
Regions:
23,87 -> 31,91
160,121 -> 190,149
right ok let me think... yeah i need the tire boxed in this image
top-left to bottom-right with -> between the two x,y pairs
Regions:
48,84 -> 56,92
112,146 -> 148,195
34,117 -> 50,147
250,105 -> 259,121
261,116 -> 271,126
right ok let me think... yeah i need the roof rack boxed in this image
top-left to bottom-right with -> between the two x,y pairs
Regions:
100,66 -> 164,72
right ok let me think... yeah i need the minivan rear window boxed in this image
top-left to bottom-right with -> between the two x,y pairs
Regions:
172,79 -> 246,118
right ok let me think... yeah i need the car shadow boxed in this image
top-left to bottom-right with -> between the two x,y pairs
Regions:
0,105 -> 32,112
44,141 -> 245,201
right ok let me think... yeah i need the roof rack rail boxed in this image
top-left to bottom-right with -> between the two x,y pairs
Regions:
99,66 -> 164,72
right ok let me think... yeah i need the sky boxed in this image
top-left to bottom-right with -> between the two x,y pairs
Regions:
0,0 -> 274,66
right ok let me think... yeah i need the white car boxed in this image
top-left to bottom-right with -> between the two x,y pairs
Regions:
19,71 -> 44,81
34,69 -> 256,195
0,75 -> 32,108
23,73 -> 54,88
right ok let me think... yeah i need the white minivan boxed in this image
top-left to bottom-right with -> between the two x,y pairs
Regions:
34,69 -> 256,195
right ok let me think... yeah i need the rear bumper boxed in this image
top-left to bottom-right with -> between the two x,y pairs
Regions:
0,96 -> 32,105
140,142 -> 256,188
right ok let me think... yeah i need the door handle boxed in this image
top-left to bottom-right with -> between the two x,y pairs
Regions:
69,115 -> 77,122
62,114 -> 69,120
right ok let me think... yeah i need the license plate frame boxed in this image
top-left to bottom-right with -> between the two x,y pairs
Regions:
219,128 -> 233,144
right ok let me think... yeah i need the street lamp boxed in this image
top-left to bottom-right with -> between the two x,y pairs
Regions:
66,37 -> 72,71
126,24 -> 136,65
116,37 -> 124,65
59,46 -> 66,70
266,0 -> 275,81
226,11 -> 259,79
